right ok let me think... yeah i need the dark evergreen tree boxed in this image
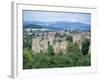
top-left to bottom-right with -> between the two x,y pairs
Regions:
81,38 -> 90,55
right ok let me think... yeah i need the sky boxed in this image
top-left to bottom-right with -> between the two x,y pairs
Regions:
23,10 -> 91,24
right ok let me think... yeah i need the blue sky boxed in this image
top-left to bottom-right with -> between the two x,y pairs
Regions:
23,10 -> 91,24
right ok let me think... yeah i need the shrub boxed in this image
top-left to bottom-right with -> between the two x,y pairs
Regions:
23,39 -> 91,69
23,48 -> 32,69
81,38 -> 90,55
66,35 -> 73,42
23,34 -> 32,49
47,44 -> 55,56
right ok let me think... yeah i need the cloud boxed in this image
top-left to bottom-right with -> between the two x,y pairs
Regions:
23,10 -> 91,24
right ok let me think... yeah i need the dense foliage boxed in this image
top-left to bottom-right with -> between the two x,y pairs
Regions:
81,38 -> 90,55
47,42 -> 55,56
23,48 -> 32,69
23,34 -> 91,69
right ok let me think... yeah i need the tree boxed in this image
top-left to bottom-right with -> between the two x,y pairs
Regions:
47,42 -> 54,56
58,39 -> 62,49
23,34 -> 32,49
65,29 -> 68,32
66,42 -> 80,53
30,28 -> 32,33
65,42 -> 84,66
55,32 -> 60,37
81,38 -> 90,55
66,35 -> 73,42
23,48 -> 32,69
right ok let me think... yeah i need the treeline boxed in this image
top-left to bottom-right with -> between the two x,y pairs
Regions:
23,33 -> 91,69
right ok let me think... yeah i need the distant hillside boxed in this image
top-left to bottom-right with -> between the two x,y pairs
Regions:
23,24 -> 44,29
23,21 -> 90,32
49,21 -> 90,31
